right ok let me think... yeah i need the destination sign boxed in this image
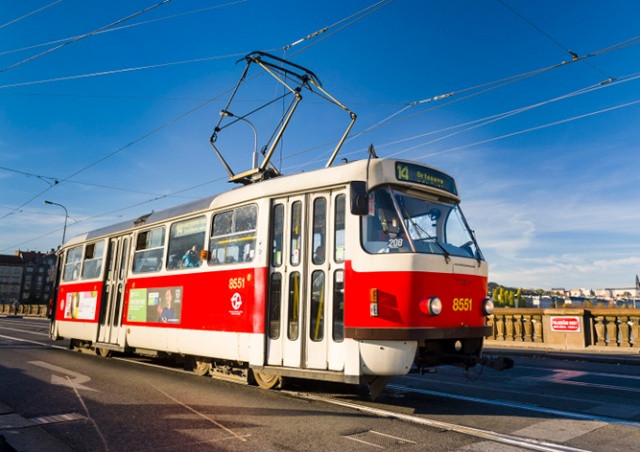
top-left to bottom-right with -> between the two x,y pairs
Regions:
395,162 -> 457,195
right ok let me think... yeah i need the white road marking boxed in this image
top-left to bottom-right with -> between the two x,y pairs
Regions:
28,360 -> 97,392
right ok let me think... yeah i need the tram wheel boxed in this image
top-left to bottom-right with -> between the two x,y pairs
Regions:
252,371 -> 283,390
186,358 -> 212,376
96,347 -> 111,357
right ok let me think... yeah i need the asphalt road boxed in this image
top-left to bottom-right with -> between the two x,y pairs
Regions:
1,316 -> 639,451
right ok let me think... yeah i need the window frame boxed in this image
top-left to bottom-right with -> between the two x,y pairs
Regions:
132,226 -> 166,274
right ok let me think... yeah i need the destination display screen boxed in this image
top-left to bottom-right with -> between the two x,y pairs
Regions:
395,162 -> 457,195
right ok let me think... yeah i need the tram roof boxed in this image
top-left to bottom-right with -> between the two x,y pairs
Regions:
79,194 -> 219,244
62,158 -> 458,248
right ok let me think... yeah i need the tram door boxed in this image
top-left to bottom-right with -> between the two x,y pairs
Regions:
266,191 -> 346,371
266,195 -> 305,368
97,235 -> 130,345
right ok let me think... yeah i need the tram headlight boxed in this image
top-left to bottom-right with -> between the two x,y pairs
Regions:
482,297 -> 494,315
420,296 -> 442,316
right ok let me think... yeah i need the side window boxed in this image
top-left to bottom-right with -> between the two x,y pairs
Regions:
312,198 -> 326,265
167,216 -> 206,270
290,201 -> 302,266
133,226 -> 165,273
271,204 -> 284,267
209,205 -> 257,265
62,246 -> 83,282
268,273 -> 282,339
334,194 -> 345,263
332,270 -> 344,342
81,241 -> 105,279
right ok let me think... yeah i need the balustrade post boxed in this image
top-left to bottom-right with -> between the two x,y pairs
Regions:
604,316 -> 617,347
495,314 -> 505,340
630,316 -> 639,348
505,314 -> 514,341
513,314 -> 523,341
618,316 -> 630,348
532,315 -> 543,342
522,315 -> 533,342
593,315 -> 606,346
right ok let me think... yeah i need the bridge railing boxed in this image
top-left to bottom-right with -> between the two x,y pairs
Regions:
0,303 -> 49,317
487,308 -> 640,350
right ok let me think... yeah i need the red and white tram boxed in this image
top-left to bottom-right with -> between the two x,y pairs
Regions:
51,52 -> 508,397
51,157 -> 498,395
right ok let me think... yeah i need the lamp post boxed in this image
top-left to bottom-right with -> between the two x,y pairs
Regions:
220,110 -> 259,169
44,200 -> 68,245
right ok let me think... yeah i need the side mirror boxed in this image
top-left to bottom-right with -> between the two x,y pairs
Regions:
350,181 -> 368,216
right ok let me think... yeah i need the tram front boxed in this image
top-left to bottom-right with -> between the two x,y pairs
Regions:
345,159 -> 495,376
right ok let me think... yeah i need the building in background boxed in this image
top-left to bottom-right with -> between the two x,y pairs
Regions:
0,250 -> 57,307
0,254 -> 24,306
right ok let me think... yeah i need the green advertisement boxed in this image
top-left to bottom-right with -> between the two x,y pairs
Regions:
128,288 -> 148,322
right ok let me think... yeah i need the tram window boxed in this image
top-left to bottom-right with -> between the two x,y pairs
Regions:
81,241 -> 105,279
271,204 -> 284,267
268,273 -> 282,339
312,198 -> 326,265
287,272 -> 300,340
167,216 -> 206,270
361,187 -> 410,254
119,238 -> 129,280
334,194 -> 345,263
310,270 -> 325,342
209,205 -> 257,265
62,246 -> 83,282
133,226 -> 165,273
332,270 -> 344,342
290,201 -> 302,266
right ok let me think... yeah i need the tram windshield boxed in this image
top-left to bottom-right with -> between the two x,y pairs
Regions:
361,186 -> 483,260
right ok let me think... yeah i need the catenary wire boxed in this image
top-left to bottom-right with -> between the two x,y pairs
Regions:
0,1 -> 247,57
0,0 -> 63,30
2,2 -> 632,250
0,0 -> 172,75
495,0 -> 611,78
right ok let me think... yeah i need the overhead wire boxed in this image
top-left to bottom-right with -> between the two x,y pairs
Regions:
0,0 -> 173,75
282,0 -> 394,51
0,0 -> 63,31
269,33 -> 640,168
0,1 -> 397,246
495,0 -> 611,78
0,51 -> 276,90
0,1 -> 247,57
284,70 -> 640,171
416,97 -> 640,160
2,1 -> 635,250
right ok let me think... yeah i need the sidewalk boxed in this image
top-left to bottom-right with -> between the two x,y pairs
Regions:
485,343 -> 640,366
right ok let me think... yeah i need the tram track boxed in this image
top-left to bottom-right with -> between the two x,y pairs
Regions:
283,390 -> 589,452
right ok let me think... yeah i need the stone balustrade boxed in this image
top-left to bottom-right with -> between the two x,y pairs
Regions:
487,308 -> 640,350
0,303 -> 48,317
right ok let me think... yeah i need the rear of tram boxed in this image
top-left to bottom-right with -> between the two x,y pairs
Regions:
345,160 -> 494,374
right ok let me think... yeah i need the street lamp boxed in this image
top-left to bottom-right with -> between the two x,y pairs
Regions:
220,110 -> 259,169
44,200 -> 68,245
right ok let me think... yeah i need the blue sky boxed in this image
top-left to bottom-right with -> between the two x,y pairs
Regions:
1,0 -> 639,290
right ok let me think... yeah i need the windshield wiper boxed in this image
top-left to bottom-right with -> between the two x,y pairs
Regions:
398,202 -> 450,263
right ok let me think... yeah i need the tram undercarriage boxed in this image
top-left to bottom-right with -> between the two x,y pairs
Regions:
416,338 -> 514,372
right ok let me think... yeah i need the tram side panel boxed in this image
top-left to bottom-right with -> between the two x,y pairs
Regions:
55,281 -> 104,342
121,266 -> 267,363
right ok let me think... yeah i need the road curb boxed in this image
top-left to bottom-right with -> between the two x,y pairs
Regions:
484,346 -> 640,366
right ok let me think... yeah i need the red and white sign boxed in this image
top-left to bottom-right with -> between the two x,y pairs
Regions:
550,316 -> 581,332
